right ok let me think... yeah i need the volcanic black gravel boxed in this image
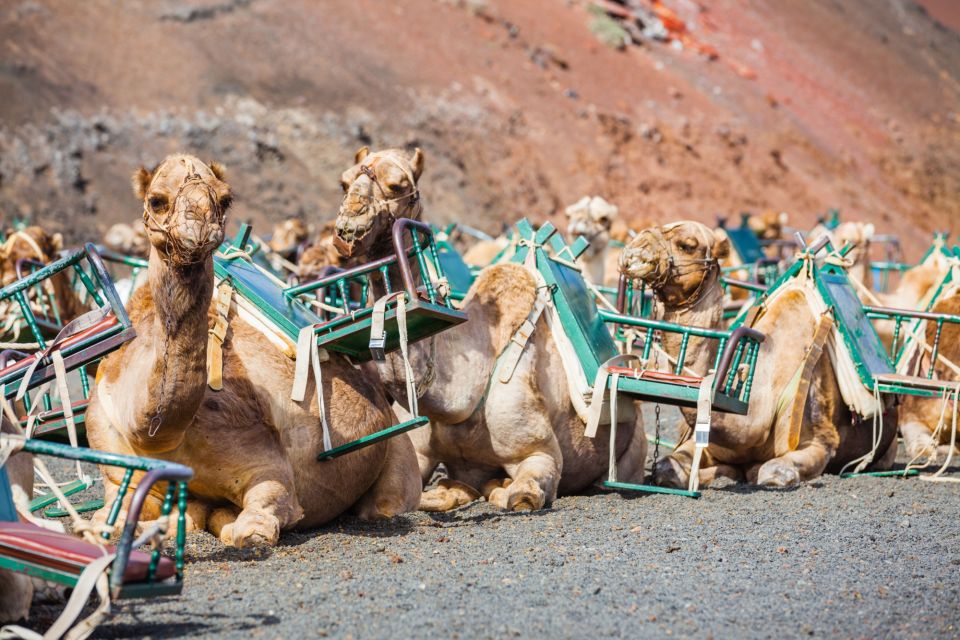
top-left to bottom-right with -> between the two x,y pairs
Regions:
20,409 -> 960,639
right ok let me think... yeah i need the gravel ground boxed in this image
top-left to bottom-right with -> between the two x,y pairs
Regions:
19,408 -> 960,639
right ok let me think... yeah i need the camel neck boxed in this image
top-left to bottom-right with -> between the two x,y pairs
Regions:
127,250 -> 213,452
657,276 -> 725,376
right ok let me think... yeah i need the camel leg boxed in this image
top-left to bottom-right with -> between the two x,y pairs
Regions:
654,440 -> 739,488
488,452 -> 560,511
208,505 -> 241,541
756,440 -> 831,486
407,421 -> 440,484
0,570 -> 32,624
222,477 -> 303,549
611,416 -> 648,485
353,433 -> 421,519
420,478 -> 482,512
901,420 -> 937,461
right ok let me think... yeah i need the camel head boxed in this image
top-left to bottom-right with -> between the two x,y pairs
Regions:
103,221 -> 150,258
565,196 -> 617,252
132,154 -> 232,267
0,226 -> 63,286
747,210 -> 789,241
333,147 -> 424,259
619,221 -> 730,306
268,218 -> 310,257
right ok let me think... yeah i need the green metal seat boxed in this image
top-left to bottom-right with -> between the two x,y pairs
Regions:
1,245 -> 135,445
512,219 -> 765,497
214,219 -> 467,460
0,438 -> 192,605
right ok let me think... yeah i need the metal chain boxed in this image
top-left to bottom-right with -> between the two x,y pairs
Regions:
651,403 -> 662,481
148,276 -> 175,437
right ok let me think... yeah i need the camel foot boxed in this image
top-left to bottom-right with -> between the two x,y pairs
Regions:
220,510 -> 280,548
756,459 -> 800,487
654,456 -> 689,489
488,478 -> 545,512
419,479 -> 481,512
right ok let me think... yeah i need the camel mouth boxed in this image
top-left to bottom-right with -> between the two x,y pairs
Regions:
334,210 -> 378,258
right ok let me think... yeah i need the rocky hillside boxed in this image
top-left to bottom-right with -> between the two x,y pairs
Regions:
1,0 -> 958,254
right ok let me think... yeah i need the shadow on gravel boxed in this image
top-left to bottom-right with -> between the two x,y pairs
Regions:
421,506 -> 555,527
98,611 -> 281,639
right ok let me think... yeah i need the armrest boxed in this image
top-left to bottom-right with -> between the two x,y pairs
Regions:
864,305 -> 960,325
714,326 -> 765,392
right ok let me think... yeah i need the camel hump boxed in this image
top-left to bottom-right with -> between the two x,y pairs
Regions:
471,262 -> 538,353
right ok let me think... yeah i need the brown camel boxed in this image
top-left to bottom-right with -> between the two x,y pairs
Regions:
898,291 -> 960,461
0,226 -> 87,334
297,220 -> 350,282
103,221 -> 151,258
808,221 -> 874,297
334,146 -> 647,511
564,195 -> 616,286
85,154 -> 420,548
620,221 -> 897,487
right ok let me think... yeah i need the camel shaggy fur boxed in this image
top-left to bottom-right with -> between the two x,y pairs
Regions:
620,221 -> 896,487
86,154 -> 420,548
333,147 -> 648,511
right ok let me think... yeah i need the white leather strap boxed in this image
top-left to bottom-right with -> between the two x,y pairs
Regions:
585,354 -> 641,438
687,371 -> 716,493
291,325 -> 332,452
498,286 -> 550,384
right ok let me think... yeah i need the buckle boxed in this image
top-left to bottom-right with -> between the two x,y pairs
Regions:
369,332 -> 387,361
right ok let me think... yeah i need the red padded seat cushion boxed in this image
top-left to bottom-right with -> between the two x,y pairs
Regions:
0,315 -> 119,378
0,521 -> 175,583
605,366 -> 703,388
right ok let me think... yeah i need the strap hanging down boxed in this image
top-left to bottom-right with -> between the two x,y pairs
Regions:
291,326 -> 332,453
686,371 -> 716,493
498,286 -> 550,384
585,354 -> 642,438
206,281 -> 234,391
370,293 -> 419,416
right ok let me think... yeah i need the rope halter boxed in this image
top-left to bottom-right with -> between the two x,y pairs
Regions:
627,223 -> 720,308
142,159 -> 226,266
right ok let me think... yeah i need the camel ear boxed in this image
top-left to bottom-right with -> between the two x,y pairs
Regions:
208,161 -> 227,181
863,223 -> 875,240
778,211 -> 789,226
410,147 -> 425,181
132,167 -> 153,200
713,228 -> 731,260
355,146 -> 370,164
50,233 -> 63,253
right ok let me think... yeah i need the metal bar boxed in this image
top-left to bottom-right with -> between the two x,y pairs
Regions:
602,480 -> 700,499
317,417 -> 429,461
103,468 -> 135,540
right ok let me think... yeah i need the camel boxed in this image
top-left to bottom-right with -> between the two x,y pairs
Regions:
619,221 -> 897,487
808,221 -> 874,295
333,146 -> 647,511
103,221 -> 150,258
0,226 -> 88,335
268,218 -> 310,257
899,292 -> 960,461
85,154 -> 421,548
297,220 -> 349,282
462,232 -> 512,268
564,195 -> 617,286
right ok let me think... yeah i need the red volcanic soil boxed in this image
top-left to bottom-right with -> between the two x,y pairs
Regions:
0,0 -> 958,256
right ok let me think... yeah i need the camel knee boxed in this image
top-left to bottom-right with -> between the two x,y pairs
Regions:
228,510 -> 281,549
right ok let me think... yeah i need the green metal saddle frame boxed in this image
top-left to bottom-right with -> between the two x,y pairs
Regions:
733,236 -> 960,401
512,219 -> 765,497
0,438 -> 192,600
214,219 -> 466,460
1,245 -> 135,444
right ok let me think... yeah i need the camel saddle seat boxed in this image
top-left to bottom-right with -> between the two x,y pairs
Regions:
0,520 -> 175,584
512,219 -> 763,416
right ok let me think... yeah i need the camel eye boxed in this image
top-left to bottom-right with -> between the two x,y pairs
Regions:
340,181 -> 349,193
389,182 -> 405,194
678,239 -> 697,252
148,196 -> 167,213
